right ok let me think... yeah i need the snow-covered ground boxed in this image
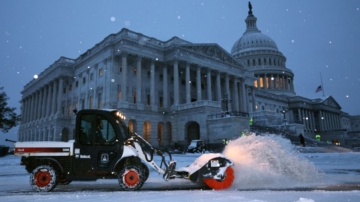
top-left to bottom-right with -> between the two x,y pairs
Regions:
1,135 -> 360,202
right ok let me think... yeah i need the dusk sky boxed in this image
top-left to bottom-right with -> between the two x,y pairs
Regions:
1,0 -> 360,145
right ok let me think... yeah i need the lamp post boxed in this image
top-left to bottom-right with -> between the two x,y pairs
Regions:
281,109 -> 288,124
222,93 -> 231,116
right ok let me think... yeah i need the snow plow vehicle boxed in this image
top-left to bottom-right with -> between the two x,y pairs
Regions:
12,109 -> 234,192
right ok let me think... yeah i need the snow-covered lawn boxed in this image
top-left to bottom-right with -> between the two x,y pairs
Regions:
1,135 -> 360,202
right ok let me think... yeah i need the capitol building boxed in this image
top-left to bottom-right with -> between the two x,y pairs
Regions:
18,4 -> 360,148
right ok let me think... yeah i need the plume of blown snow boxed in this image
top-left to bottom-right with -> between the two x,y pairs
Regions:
223,134 -> 322,189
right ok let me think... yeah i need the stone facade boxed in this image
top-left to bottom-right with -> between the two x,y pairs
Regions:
18,5 -> 359,148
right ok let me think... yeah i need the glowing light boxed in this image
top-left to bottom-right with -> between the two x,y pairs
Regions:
291,40 -> 295,43
329,41 -> 332,44
346,95 -> 349,98
34,75 -> 38,79
110,17 -> 116,22
177,16 -> 181,19
111,79 -> 115,82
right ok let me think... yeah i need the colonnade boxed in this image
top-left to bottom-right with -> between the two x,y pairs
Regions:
118,53 -> 252,113
297,108 -> 341,132
254,73 -> 294,91
21,78 -> 64,124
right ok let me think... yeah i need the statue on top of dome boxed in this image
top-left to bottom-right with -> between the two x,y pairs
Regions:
248,1 -> 253,16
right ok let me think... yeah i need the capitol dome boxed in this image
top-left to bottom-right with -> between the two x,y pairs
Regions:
231,7 -> 279,56
230,2 -> 296,97
231,32 -> 279,55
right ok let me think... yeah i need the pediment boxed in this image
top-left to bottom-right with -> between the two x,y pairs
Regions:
322,96 -> 341,109
179,44 -> 242,66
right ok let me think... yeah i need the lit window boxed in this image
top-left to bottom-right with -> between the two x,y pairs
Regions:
134,68 -> 137,75
99,68 -> 103,76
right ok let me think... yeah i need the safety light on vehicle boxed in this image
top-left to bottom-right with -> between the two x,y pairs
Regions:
210,160 -> 220,167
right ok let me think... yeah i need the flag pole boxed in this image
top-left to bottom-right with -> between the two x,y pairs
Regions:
320,72 -> 325,97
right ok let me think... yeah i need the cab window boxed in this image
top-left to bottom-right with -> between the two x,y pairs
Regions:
79,114 -> 117,145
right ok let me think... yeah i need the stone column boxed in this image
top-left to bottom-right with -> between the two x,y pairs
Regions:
33,91 -> 39,120
233,77 -> 239,111
22,97 -> 27,123
206,68 -> 212,101
51,80 -> 58,115
150,60 -> 155,106
241,79 -> 246,112
56,78 -> 64,115
185,63 -> 191,103
319,111 -> 323,131
251,87 -> 256,112
196,65 -> 202,101
173,60 -> 179,105
43,86 -> 48,118
121,52 -> 128,102
163,65 -> 168,107
270,74 -> 274,89
38,89 -> 44,119
225,74 -> 231,111
136,56 -> 142,104
216,72 -> 221,102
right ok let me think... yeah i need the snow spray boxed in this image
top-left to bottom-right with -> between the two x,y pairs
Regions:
223,134 -> 322,189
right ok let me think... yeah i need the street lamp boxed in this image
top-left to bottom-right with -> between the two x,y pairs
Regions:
281,109 -> 288,124
222,93 -> 231,115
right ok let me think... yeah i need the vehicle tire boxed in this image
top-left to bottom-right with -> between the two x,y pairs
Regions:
30,165 -> 58,192
203,166 -> 234,190
141,163 -> 150,182
118,164 -> 145,191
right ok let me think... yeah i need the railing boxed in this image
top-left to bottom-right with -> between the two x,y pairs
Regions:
171,100 -> 221,111
207,111 -> 249,119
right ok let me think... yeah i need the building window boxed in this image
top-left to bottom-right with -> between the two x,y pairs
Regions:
201,84 -> 205,90
171,76 -> 174,83
89,96 -> 93,109
147,94 -> 150,106
69,85 -> 72,91
192,81 -> 196,87
63,87 -> 66,94
269,59 -> 272,65
254,80 -> 258,88
74,101 -> 78,110
259,77 -> 264,88
133,93 -> 136,103
120,65 -> 122,72
252,59 -> 256,66
247,60 -> 250,66
181,79 -> 185,85
98,93 -> 102,109
90,73 -> 94,81
258,58 -> 261,65
264,58 -> 267,65
160,74 -> 163,81
118,91 -> 122,101
62,106 -> 65,115
75,81 -> 79,87
134,68 -> 137,75
81,99 -> 85,110
159,96 -> 163,107
255,105 -> 258,110
67,104 -> 71,115
147,71 -> 150,78
83,77 -> 86,84
99,68 -> 103,76
262,106 -> 265,110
